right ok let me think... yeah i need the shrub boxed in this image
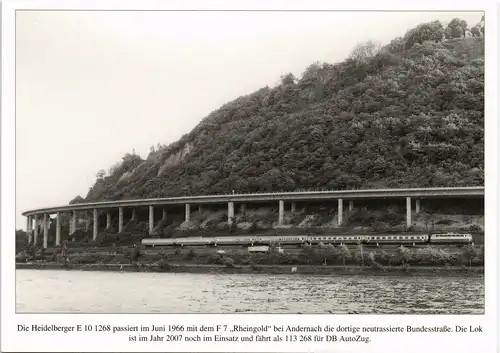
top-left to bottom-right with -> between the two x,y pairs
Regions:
223,257 -> 235,268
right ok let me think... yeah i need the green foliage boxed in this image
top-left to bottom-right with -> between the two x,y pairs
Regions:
415,247 -> 456,266
354,244 -> 369,266
69,196 -> 85,205
337,244 -> 351,267
397,245 -> 412,265
445,18 -> 468,39
15,229 -> 27,253
348,206 -> 405,227
77,21 -> 483,204
461,244 -> 479,267
403,20 -> 444,49
223,256 -> 235,267
349,40 -> 381,64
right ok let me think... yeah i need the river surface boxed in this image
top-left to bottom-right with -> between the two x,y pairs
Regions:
16,270 -> 483,314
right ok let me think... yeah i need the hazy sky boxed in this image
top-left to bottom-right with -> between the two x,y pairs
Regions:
15,10 -> 483,228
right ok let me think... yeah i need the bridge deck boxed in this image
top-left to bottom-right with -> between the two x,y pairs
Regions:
22,187 -> 484,216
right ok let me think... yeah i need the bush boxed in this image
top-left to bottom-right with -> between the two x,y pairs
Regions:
184,249 -> 196,260
223,257 -> 235,268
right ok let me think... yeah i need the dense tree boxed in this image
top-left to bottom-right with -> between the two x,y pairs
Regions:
74,21 -> 483,204
349,40 -> 381,63
96,169 -> 106,180
69,195 -> 85,204
403,20 -> 444,49
445,18 -> 468,39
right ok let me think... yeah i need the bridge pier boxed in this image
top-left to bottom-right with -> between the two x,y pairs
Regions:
416,199 -> 421,214
33,215 -> 39,246
240,203 -> 246,215
131,209 -> 137,222
118,207 -> 124,233
185,204 -> 191,222
278,200 -> 284,225
149,205 -> 154,235
349,200 -> 354,212
43,213 -> 48,249
93,209 -> 98,241
85,212 -> 90,232
71,211 -> 77,237
26,216 -> 32,244
406,197 -> 412,228
106,212 -> 111,229
291,202 -> 296,213
162,208 -> 167,221
56,212 -> 61,246
338,198 -> 343,226
228,202 -> 234,225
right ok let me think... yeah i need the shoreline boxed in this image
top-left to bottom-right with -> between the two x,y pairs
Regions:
16,262 -> 484,277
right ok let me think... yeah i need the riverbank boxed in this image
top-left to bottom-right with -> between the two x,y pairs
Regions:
16,261 -> 484,277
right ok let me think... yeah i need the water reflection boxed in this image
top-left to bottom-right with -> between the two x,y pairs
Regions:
16,270 -> 484,314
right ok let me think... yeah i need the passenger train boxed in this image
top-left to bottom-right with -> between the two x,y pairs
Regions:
141,232 -> 473,248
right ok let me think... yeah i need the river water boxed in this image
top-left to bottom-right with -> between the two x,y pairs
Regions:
16,270 -> 483,314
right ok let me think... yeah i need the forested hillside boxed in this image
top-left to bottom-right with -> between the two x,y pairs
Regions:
76,18 -> 484,204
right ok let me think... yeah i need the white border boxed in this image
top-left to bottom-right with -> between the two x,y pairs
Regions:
2,1 -> 498,352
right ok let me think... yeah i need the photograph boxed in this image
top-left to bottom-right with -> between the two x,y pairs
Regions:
14,9 -> 485,315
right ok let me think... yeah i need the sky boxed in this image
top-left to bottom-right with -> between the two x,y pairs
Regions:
15,10 -> 483,229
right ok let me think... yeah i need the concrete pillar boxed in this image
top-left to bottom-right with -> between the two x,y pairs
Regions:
338,198 -> 343,226
228,202 -> 235,225
26,216 -> 32,244
106,212 -> 111,229
406,196 -> 412,227
291,202 -> 296,213
349,200 -> 354,212
85,213 -> 90,232
33,215 -> 38,246
56,212 -> 61,246
185,204 -> 191,222
278,200 -> 284,225
198,205 -> 203,213
162,208 -> 167,221
118,207 -> 124,233
240,203 -> 246,214
93,209 -> 98,241
43,213 -> 48,249
416,199 -> 421,214
131,209 -> 137,221
71,211 -> 77,235
149,205 -> 154,235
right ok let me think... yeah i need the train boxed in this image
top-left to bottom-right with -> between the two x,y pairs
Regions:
141,232 -> 473,248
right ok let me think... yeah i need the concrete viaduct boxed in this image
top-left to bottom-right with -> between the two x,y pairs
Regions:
21,187 -> 484,249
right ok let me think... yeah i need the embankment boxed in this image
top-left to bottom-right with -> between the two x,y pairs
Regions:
16,262 -> 484,277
